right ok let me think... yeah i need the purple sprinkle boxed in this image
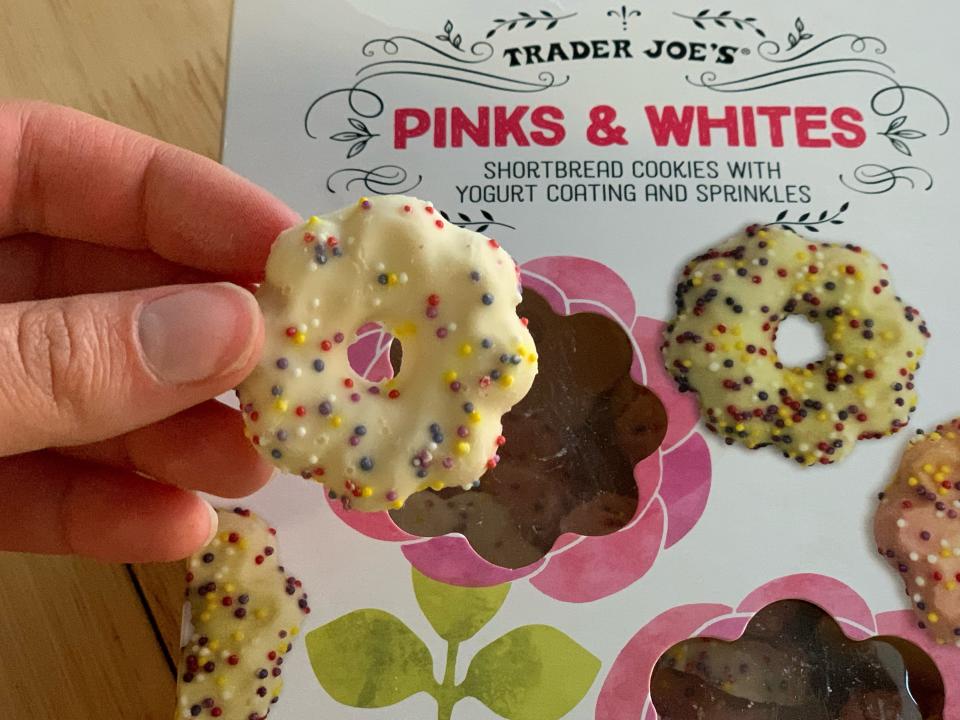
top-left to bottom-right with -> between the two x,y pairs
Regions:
276,429 -> 288,442
349,436 -> 360,446
276,357 -> 289,370
457,425 -> 469,437
450,381 -> 462,392
368,386 -> 381,395
350,392 -> 361,402
950,510 -> 959,519
442,457 -> 454,469
436,328 -> 448,339
386,490 -> 398,501
921,531 -> 931,541
426,306 -> 439,319
319,402 -> 332,416
334,332 -> 345,343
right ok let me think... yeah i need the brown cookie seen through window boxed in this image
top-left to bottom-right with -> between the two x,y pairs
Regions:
391,287 -> 668,569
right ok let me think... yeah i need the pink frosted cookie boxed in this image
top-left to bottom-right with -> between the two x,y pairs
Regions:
176,508 -> 310,719
237,195 -> 537,511
875,419 -> 960,645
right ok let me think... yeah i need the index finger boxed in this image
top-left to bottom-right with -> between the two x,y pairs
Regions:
0,100 -> 299,278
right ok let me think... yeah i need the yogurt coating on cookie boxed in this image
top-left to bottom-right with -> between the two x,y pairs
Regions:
238,195 -> 538,511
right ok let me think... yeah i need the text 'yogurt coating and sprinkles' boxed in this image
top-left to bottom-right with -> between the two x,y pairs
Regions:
237,195 -> 538,511
176,508 -> 310,720
662,225 -> 928,466
875,420 -> 960,647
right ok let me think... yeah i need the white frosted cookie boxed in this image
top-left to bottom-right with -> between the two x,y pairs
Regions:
176,508 -> 309,720
237,195 -> 538,511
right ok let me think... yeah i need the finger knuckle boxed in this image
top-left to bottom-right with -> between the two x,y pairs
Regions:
15,303 -> 125,424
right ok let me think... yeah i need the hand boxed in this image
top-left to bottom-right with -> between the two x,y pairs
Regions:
0,101 -> 299,562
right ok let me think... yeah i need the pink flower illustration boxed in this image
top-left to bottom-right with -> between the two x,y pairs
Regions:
596,573 -> 960,719
330,257 -> 711,602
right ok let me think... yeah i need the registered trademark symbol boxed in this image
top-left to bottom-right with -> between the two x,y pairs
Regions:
741,48 -> 751,55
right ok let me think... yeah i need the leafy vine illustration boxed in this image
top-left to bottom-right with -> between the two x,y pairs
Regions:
785,17 -> 814,50
307,569 -> 600,720
438,208 -> 515,234
486,10 -> 576,38
673,9 -> 766,37
879,115 -> 926,156
764,202 -> 850,233
436,19 -> 465,52
607,6 -> 641,31
329,118 -> 379,159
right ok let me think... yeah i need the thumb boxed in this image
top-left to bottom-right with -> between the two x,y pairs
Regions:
0,282 -> 263,455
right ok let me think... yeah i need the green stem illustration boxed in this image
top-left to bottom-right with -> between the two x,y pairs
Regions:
435,640 -> 464,720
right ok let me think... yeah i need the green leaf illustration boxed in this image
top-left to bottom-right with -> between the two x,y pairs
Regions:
412,568 -> 510,643
461,624 -> 601,720
306,609 -> 436,708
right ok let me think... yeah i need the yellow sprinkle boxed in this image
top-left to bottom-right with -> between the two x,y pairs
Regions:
939,487 -> 949,496
393,321 -> 417,337
716,260 -> 727,269
274,399 -> 288,412
456,441 -> 471,455
361,486 -> 373,498
358,196 -> 369,207
469,411 -> 482,424
330,415 -> 342,428
731,326 -> 742,336
948,432 -> 958,440
691,277 -> 703,287
224,583 -> 236,593
942,465 -> 952,473
499,374 -> 515,388
391,499 -> 404,510
949,581 -> 957,591
734,423 -> 745,432
817,412 -> 828,421
795,251 -> 809,261
935,472 -> 947,482
387,273 -> 398,285
908,477 -> 919,487
430,481 -> 445,491
293,331 -> 306,345
208,640 -> 219,651
924,463 -> 935,474
831,332 -> 843,341
849,308 -> 860,318
681,359 -> 693,368
882,330 -> 894,341
308,215 -> 321,225
865,348 -> 877,360
928,612 -> 940,624
232,631 -> 245,642
443,370 -> 458,383
528,353 -> 538,363
238,538 -> 248,550
942,549 -> 953,558
734,341 -> 745,350
216,676 -> 228,688
459,343 -> 473,356
290,626 -> 300,637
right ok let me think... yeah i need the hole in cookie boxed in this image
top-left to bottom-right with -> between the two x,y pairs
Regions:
347,323 -> 402,382
650,600 -> 943,719
774,315 -> 828,368
390,287 -> 668,569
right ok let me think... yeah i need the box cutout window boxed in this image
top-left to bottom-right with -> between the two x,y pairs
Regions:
651,600 -> 943,719
391,288 -> 668,568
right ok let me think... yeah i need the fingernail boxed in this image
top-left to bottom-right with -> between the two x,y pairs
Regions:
138,284 -> 259,384
202,500 -> 220,547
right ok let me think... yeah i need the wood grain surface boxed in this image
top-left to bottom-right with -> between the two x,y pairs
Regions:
0,1 -> 232,716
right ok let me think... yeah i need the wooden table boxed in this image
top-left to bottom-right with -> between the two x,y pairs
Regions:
0,1 -> 232,716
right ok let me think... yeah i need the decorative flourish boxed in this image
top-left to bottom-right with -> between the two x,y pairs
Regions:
435,19 -> 465,52
362,33 -> 494,64
840,164 -> 934,195
438,208 -> 515,234
673,9 -> 765,37
307,568 -> 600,720
607,6 -> 642,31
763,202 -> 850,233
304,87 -> 384,141
757,31 -> 886,63
329,118 -> 379,159
879,115 -> 927,156
486,10 -> 576,38
324,165 -> 422,195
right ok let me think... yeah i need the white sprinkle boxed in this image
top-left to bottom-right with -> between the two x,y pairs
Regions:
225,548 -> 236,556
428,442 -> 438,451
928,554 -> 939,564
399,272 -> 409,284
909,552 -> 919,561
916,577 -> 927,587
373,297 -> 382,307
708,362 -> 720,372
298,323 -> 308,332
311,318 -> 321,328
448,322 -> 458,331
375,262 -> 385,271
329,394 -> 337,402
293,368 -> 303,378
914,593 -> 923,603
297,426 -> 307,438
896,519 -> 907,528
312,298 -> 321,308
309,262 -> 319,272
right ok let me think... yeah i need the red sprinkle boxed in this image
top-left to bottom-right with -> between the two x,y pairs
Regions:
488,239 -> 500,249
425,206 -> 435,214
427,294 -> 440,306
343,378 -> 354,388
321,340 -> 333,351
295,406 -> 306,417
227,655 -> 240,666
435,219 -> 444,229
388,389 -> 401,399
285,327 -> 297,337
